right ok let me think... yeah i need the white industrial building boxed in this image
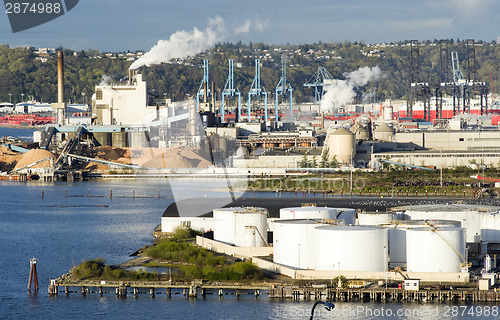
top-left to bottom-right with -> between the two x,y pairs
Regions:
93,73 -> 161,126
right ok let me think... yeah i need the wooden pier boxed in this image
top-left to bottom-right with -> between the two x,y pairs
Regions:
48,281 -> 500,303
48,280 -> 268,299
269,287 -> 500,303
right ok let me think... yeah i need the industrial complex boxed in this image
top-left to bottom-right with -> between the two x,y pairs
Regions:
3,39 -> 500,292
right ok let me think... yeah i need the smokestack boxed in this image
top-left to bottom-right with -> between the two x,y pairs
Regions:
128,69 -> 131,85
57,52 -> 64,104
51,51 -> 66,125
321,112 -> 325,130
204,81 -> 208,103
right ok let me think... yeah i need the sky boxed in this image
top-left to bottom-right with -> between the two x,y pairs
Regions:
0,0 -> 499,51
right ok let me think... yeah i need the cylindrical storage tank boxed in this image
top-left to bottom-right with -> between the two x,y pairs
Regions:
381,220 -> 462,268
280,207 -> 336,220
392,204 -> 500,243
383,106 -> 393,121
480,213 -> 500,243
406,227 -> 465,273
315,226 -> 388,272
324,127 -> 355,164
213,207 -> 268,247
273,219 -> 326,269
373,122 -> 394,141
355,127 -> 370,140
358,212 -> 396,225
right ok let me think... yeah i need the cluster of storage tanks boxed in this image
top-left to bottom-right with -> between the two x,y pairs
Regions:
210,203 -> 500,274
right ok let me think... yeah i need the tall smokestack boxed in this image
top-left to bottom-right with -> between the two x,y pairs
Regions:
57,52 -> 64,104
128,69 -> 131,85
51,51 -> 66,125
204,81 -> 208,103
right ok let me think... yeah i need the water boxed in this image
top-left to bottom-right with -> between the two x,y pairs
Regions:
0,128 -> 498,319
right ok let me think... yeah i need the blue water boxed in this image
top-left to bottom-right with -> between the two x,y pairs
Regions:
1,180 -> 499,320
0,128 -> 498,319
0,127 -> 36,140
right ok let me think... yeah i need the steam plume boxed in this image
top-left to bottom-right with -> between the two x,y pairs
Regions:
129,16 -> 225,70
320,66 -> 382,113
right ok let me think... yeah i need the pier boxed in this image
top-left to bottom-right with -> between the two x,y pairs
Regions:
268,287 -> 500,303
48,281 -> 500,303
48,280 -> 268,299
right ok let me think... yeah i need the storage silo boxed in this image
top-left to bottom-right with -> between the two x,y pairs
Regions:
315,225 -> 388,272
373,122 -> 394,141
324,127 -> 355,164
273,219 -> 327,269
213,207 -> 268,247
392,204 -> 500,243
383,106 -> 394,121
406,226 -> 465,273
358,212 -> 397,225
280,207 -> 337,220
381,220 -> 462,268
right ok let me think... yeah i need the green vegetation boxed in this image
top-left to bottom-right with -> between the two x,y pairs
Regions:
2,40 -> 500,105
143,238 -> 264,281
248,165 -> 498,196
71,234 -> 265,282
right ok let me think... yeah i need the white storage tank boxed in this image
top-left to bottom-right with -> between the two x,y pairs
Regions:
315,225 -> 388,272
381,220 -> 462,268
480,212 -> 500,243
279,207 -> 355,225
324,127 -> 355,164
358,212 -> 397,226
280,207 -> 336,220
392,204 -> 500,243
373,122 -> 394,141
273,219 -> 327,269
213,207 -> 268,247
383,106 -> 394,121
406,226 -> 465,273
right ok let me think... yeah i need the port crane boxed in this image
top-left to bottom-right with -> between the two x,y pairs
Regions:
303,67 -> 335,104
275,57 -> 293,121
196,59 -> 215,112
221,59 -> 241,123
247,59 -> 268,122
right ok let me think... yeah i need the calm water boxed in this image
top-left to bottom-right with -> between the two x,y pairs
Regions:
0,128 -> 498,319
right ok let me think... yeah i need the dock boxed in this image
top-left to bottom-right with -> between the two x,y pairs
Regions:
48,280 -> 268,299
48,281 -> 500,303
269,287 -> 500,303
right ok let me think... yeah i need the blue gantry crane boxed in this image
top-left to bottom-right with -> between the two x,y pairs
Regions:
303,67 -> 335,104
275,58 -> 293,121
196,59 -> 213,112
247,59 -> 268,122
221,59 -> 241,123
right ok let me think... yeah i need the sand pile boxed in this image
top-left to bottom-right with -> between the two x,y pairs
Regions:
87,146 -> 213,171
0,146 -> 23,165
14,149 -> 56,169
139,147 -> 212,169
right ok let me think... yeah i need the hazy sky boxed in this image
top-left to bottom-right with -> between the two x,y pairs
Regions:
0,0 -> 499,51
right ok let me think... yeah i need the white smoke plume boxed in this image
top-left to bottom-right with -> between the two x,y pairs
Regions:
234,16 -> 268,35
320,66 -> 382,113
129,16 -> 225,70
